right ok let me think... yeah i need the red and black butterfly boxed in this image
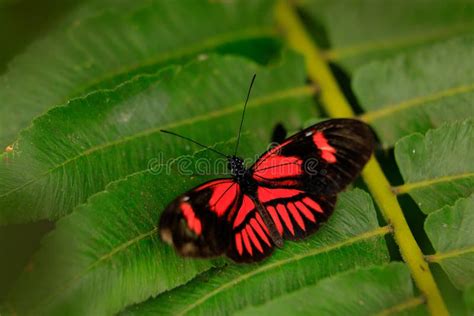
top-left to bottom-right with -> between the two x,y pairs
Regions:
159,75 -> 374,263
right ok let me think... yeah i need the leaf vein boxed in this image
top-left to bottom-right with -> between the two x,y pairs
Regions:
360,83 -> 474,123
394,172 -> 474,195
375,296 -> 425,316
426,246 -> 474,262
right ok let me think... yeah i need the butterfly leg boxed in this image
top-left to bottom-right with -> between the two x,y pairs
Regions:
251,196 -> 284,248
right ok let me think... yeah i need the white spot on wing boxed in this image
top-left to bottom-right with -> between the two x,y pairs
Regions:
305,131 -> 313,137
160,228 -> 173,245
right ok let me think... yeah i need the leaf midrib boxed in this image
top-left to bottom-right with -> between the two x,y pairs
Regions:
323,22 -> 474,61
375,296 -> 425,316
1,85 -> 314,199
394,173 -> 474,195
176,225 -> 391,316
426,245 -> 474,262
359,82 -> 474,123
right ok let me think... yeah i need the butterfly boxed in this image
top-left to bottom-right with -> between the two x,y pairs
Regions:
159,75 -> 374,263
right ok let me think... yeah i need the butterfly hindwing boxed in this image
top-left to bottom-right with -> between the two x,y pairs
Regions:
226,194 -> 275,262
256,186 -> 337,240
252,118 -> 374,195
159,179 -> 240,258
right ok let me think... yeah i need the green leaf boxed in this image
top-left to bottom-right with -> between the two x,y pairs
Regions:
425,194 -> 474,290
6,165 -> 215,316
354,35 -> 474,147
0,0 -> 277,147
6,131 -> 272,316
395,119 -> 474,213
7,160 -> 388,315
465,285 -> 474,314
300,0 -> 474,73
236,263 -> 426,316
4,2 -> 474,314
0,53 -> 315,224
121,189 -> 390,316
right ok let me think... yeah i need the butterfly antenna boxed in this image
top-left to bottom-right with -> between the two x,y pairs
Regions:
234,74 -> 256,156
160,130 -> 229,158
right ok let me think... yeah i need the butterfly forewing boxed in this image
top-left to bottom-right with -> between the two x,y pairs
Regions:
252,118 -> 374,194
159,179 -> 240,258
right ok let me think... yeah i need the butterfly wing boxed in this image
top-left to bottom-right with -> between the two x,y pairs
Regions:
256,186 -> 337,240
252,118 -> 374,195
250,119 -> 373,241
160,178 -> 276,262
159,178 -> 242,258
226,194 -> 276,262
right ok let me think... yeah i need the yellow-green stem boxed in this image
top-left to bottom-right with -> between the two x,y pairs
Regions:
274,1 -> 449,315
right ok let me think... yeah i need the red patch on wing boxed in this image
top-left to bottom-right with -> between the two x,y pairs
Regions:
313,132 -> 337,163
257,187 -> 303,203
287,202 -> 305,230
197,180 -> 239,217
233,195 -> 255,228
181,202 -> 202,235
235,233 -> 243,255
267,206 -> 283,235
253,156 -> 303,180
276,204 -> 294,235
302,197 -> 324,213
295,201 -> 316,222
250,218 -> 271,246
242,229 -> 252,255
246,225 -> 263,253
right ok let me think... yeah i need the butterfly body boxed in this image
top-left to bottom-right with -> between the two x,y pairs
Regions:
228,155 -> 254,190
159,119 -> 374,263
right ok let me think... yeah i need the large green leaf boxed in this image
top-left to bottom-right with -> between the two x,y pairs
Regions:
425,194 -> 474,291
300,0 -> 474,73
6,130 -> 278,316
3,2 -> 474,315
0,0 -> 278,147
354,35 -> 474,147
6,161 -> 215,316
0,53 -> 316,224
121,189 -> 390,316
236,263 -> 426,316
394,119 -> 474,213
